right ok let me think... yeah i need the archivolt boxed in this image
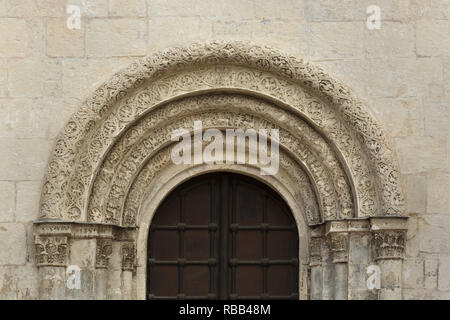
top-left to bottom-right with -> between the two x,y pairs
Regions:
39,40 -> 405,227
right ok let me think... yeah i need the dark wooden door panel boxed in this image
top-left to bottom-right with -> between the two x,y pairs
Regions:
147,172 -> 298,300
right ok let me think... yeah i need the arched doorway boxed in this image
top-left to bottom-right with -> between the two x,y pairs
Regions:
34,41 -> 408,300
147,172 -> 299,300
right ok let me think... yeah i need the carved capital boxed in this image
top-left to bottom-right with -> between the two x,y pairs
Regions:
96,238 -> 113,269
373,230 -> 406,261
122,242 -> 136,271
35,236 -> 68,267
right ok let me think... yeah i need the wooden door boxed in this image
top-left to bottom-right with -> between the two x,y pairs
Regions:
147,172 -> 299,300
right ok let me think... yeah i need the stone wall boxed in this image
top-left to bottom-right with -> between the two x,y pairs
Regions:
0,0 -> 448,299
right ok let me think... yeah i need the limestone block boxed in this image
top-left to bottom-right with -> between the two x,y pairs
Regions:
0,181 -> 14,222
23,18 -> 46,58
46,18 -> 85,57
4,0 -> 36,17
416,19 -> 450,57
0,223 -> 26,265
15,263 -> 39,300
0,59 -> 6,96
427,171 -> 450,214
86,19 -> 147,57
0,98 -> 49,139
0,138 -> 52,180
0,266 -> 16,299
0,263 -> 37,299
34,0 -> 66,17
403,174 -> 426,214
0,1 -> 5,17
443,58 -> 450,96
364,22 -> 414,58
70,0 -> 108,18
438,254 -> 450,292
371,98 -> 423,137
148,17 -> 213,52
7,59 -> 61,98
419,215 -> 450,253
62,58 -> 134,99
0,18 -> 28,57
109,0 -> 146,17
254,0 -> 305,20
394,136 -> 446,173
424,98 -> 450,137
423,255 -> 439,289
251,20 -> 309,57
213,20 -> 254,42
16,181 -> 41,223
310,22 -> 364,59
403,256 -> 424,289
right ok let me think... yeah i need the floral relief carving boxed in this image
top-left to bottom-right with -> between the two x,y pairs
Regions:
96,239 -> 113,269
35,236 -> 68,267
374,230 -> 406,260
122,242 -> 136,271
89,95 -> 353,226
38,40 -> 404,233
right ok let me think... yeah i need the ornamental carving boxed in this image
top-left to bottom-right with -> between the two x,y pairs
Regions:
38,40 -> 405,229
35,236 -> 68,267
96,239 -> 113,269
122,242 -> 136,271
374,230 -> 406,260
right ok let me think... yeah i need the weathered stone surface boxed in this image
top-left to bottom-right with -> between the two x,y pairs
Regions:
62,58 -> 134,99
416,19 -> 450,56
0,138 -> 52,180
0,0 -> 448,300
16,181 -> 41,223
403,174 -> 427,214
427,172 -> 450,214
0,19 -> 28,57
438,254 -> 450,291
0,223 -> 26,265
109,0 -> 146,17
7,59 -> 61,98
394,136 -> 447,173
310,22 -> 364,59
86,19 -> 147,57
419,215 -> 450,253
148,17 -> 213,51
46,18 -> 85,57
364,22 -> 415,58
372,98 -> 423,137
424,98 -> 450,137
423,255 -> 439,289
0,181 -> 15,222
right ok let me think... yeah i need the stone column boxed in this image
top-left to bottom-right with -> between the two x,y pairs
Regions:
326,221 -> 349,300
309,226 -> 324,300
347,219 -> 374,300
35,235 -> 69,300
95,238 -> 112,299
371,217 -> 408,300
121,241 -> 136,300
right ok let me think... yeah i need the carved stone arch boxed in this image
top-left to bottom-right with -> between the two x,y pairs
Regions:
34,41 -> 407,300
